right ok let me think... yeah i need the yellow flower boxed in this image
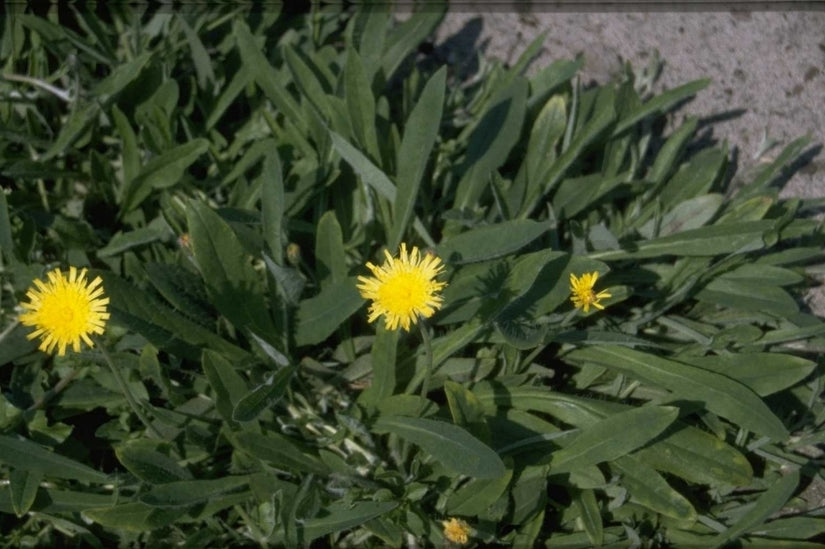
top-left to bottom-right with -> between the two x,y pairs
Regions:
19,267 -> 110,356
569,271 -> 611,313
442,517 -> 471,545
356,243 -> 447,331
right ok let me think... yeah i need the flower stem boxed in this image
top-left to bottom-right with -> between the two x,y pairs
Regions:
96,337 -> 162,439
418,321 -> 433,399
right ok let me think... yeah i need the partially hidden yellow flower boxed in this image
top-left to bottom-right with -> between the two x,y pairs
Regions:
356,243 -> 447,331
569,271 -> 611,313
19,266 -> 110,356
442,517 -> 471,545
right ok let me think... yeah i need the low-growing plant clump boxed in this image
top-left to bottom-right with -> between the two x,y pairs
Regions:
1,6 -> 824,548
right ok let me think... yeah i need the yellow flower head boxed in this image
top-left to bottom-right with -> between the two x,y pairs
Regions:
19,267 -> 110,356
356,243 -> 447,331
569,271 -> 611,313
442,517 -> 471,545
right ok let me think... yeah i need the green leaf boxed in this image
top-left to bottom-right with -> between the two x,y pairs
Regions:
232,431 -> 330,476
315,210 -> 347,287
284,46 -> 331,120
98,217 -> 171,257
380,10 -> 445,81
202,349 -> 247,424
677,353 -> 815,397
9,469 -> 42,517
549,406 -> 678,473
436,219 -> 550,265
0,190 -> 16,263
711,470 -> 800,549
446,469 -> 513,517
111,104 -> 139,188
444,381 -> 487,429
232,367 -> 295,422
696,279 -> 798,316
658,146 -> 727,208
187,200 -> 275,337
233,19 -> 302,126
612,455 -> 697,523
362,325 -> 398,409
566,346 -> 789,441
613,78 -> 710,136
520,85 -> 616,218
751,516 -> 825,540
635,422 -> 753,487
590,221 -> 775,260
177,15 -> 215,89
372,416 -> 505,478
454,77 -> 528,211
0,435 -> 108,483
121,139 -> 209,212
260,149 -> 285,262
647,116 -> 698,184
140,476 -> 249,508
345,45 -> 380,161
295,277 -> 363,346
263,254 -> 305,308
300,501 -> 398,545
84,502 -> 187,532
115,441 -> 192,484
573,489 -> 603,546
93,52 -> 151,97
639,193 -> 724,239
329,130 -> 434,247
391,66 -> 446,250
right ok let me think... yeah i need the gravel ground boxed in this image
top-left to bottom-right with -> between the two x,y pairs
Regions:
433,9 -> 825,315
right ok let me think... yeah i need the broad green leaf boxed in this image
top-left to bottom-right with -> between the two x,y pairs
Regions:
677,353 -> 815,397
362,325 -> 398,409
380,10 -> 445,81
0,190 -> 15,262
635,423 -> 753,487
315,210 -> 347,287
329,130 -> 435,247
121,139 -> 209,211
573,489 -> 603,546
345,45 -> 380,161
260,149 -> 285,262
436,219 -> 549,265
647,116 -> 698,184
372,416 -> 505,478
248,331 -> 290,367
639,193 -> 724,239
589,221 -> 774,260
300,501 -> 398,545
233,19 -> 302,125
284,46 -> 331,120
187,201 -> 275,337
696,279 -> 798,316
613,78 -> 710,136
737,136 -> 812,201
751,516 -> 825,540
553,172 -> 628,220
453,77 -> 528,211
612,455 -> 696,522
711,470 -> 800,549
177,15 -> 215,89
566,346 -> 789,441
233,431 -> 330,476
115,442 -> 192,484
549,406 -> 678,473
295,277 -> 363,346
658,146 -> 727,209
446,469 -> 513,517
93,52 -> 151,97
9,469 -> 41,517
444,380 -> 487,429
202,349 -> 247,424
97,217 -> 172,257
42,103 -> 99,161
232,367 -> 295,422
519,85 -> 616,217
0,435 -> 108,483
263,254 -> 305,307
84,502 -> 186,532
391,66 -> 446,250
140,476 -> 249,508
111,104 -> 139,187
